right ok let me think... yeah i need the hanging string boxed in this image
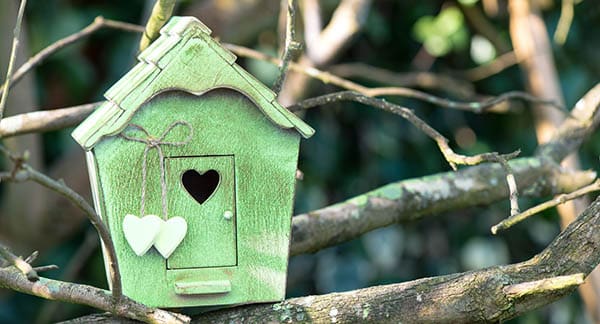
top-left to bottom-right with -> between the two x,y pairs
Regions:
120,121 -> 193,219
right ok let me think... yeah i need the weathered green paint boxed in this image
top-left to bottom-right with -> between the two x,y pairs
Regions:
71,16 -> 312,308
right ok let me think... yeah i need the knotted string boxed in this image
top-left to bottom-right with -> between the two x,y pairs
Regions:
120,121 -> 193,219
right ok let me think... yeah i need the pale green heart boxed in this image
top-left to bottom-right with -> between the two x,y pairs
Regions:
122,214 -> 163,256
154,216 -> 188,259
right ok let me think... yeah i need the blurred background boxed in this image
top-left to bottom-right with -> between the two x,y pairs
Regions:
0,0 -> 599,323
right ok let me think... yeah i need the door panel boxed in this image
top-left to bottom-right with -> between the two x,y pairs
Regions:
166,155 -> 237,269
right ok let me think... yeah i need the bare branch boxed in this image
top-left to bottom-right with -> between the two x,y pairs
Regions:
0,102 -> 98,138
302,0 -> 372,66
0,17 -> 143,99
0,146 -> 123,298
73,196 -> 600,322
0,266 -> 189,324
0,0 -> 27,120
224,44 -> 564,113
464,51 -> 521,81
537,83 -> 600,162
504,273 -> 585,299
329,62 -> 476,99
272,0 -> 301,95
290,158 -> 595,256
492,179 -> 600,234
289,85 -> 600,256
554,0 -> 576,45
0,242 -> 38,281
289,91 -> 520,170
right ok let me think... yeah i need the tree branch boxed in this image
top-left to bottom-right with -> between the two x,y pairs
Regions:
0,0 -> 27,120
65,193 -> 600,322
0,17 -> 143,99
289,84 -> 600,256
290,157 -> 594,256
0,242 -> 38,281
0,102 -> 99,138
492,179 -> 600,234
289,91 -> 522,170
0,147 -> 122,298
329,62 -> 476,99
0,266 -> 189,324
225,43 -> 564,113
272,0 -> 301,95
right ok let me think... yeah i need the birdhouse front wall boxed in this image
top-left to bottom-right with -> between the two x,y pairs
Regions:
89,89 -> 300,307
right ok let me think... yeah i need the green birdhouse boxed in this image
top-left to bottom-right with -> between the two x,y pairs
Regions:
71,16 -> 314,308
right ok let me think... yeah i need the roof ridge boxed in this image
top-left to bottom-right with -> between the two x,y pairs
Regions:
72,16 -> 314,150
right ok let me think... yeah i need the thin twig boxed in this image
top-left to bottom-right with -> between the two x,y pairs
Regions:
0,146 -> 122,298
24,251 -> 39,264
492,179 -> 600,234
224,43 -> 564,113
0,17 -> 143,98
289,90 -> 520,170
272,0 -> 301,95
0,243 -> 38,281
483,152 -> 521,216
32,265 -> 59,273
0,0 -> 27,120
329,62 -> 476,99
464,51 -> 520,81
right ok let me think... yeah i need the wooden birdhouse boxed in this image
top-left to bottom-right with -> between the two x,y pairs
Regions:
71,16 -> 314,308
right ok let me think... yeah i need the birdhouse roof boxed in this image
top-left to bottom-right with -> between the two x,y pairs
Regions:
72,16 -> 314,150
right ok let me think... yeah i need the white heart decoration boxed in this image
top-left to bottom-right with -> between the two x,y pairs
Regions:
154,216 -> 188,259
122,214 -> 163,256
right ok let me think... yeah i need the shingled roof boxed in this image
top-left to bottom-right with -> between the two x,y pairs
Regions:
72,16 -> 314,150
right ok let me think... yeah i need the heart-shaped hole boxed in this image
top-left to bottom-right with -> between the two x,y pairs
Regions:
181,169 -> 220,205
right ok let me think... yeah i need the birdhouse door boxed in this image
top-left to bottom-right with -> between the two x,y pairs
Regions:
165,155 -> 237,269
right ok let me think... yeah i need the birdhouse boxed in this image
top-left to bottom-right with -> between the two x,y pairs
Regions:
71,16 -> 314,308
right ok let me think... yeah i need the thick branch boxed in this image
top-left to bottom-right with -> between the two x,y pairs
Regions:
66,194 -> 600,322
289,85 -> 600,255
537,83 -> 600,162
0,266 -> 189,324
0,153 -> 122,299
290,157 -> 594,256
302,0 -> 372,66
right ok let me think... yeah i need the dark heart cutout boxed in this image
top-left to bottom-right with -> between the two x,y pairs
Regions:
181,169 -> 220,205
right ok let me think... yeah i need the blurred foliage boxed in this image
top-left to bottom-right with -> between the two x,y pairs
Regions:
413,6 -> 469,56
0,0 -> 599,323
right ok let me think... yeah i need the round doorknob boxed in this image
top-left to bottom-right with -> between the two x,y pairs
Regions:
223,210 -> 233,220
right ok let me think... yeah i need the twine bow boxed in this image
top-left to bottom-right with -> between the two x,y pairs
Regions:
120,121 -> 193,219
